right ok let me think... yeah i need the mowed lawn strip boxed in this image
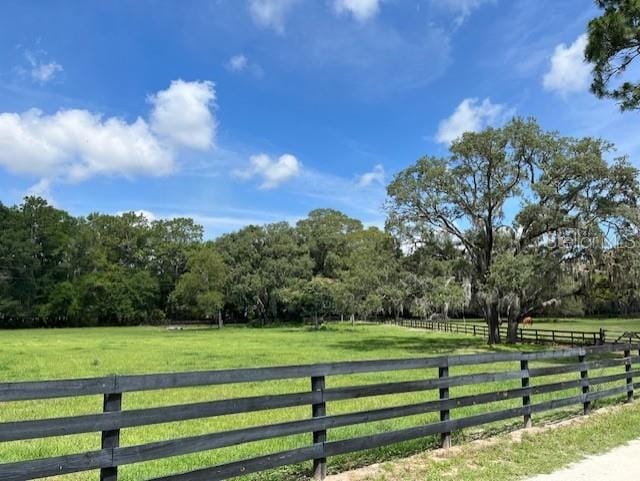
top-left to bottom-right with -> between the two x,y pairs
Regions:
354,402 -> 640,481
0,324 -> 634,480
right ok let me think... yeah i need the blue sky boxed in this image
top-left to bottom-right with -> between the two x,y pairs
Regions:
1,0 -> 639,238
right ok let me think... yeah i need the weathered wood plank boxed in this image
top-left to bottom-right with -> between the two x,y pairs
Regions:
588,370 -> 640,387
325,406 -> 526,456
325,370 -> 526,401
529,356 -> 634,378
0,375 -> 115,402
100,392 -> 122,481
2,345 -> 636,402
311,376 -> 327,480
0,449 -> 111,481
148,445 -> 322,481
109,383 -> 542,467
0,391 -> 320,442
114,358 -> 445,392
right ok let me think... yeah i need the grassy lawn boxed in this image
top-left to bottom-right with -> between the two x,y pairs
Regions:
0,323 -> 634,480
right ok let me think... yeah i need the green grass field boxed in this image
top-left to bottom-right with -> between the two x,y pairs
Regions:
0,323 -> 634,480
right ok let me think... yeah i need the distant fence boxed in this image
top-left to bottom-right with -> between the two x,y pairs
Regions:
391,319 -> 639,346
1,344 -> 639,481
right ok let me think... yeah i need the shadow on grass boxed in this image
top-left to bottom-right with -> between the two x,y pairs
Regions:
328,335 -> 495,355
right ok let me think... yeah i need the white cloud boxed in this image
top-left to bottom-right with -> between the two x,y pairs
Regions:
31,61 -> 63,83
225,54 -> 264,78
333,0 -> 380,22
0,79 -> 216,187
249,0 -> 300,34
21,50 -> 63,83
148,79 -> 216,150
435,98 -> 513,145
357,164 -> 385,187
227,54 -> 249,72
26,178 -> 54,199
543,34 -> 591,95
293,167 -> 387,218
0,108 -> 173,181
235,153 -> 302,189
437,0 -> 494,26
114,209 -> 158,221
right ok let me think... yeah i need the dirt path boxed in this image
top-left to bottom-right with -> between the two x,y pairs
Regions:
524,439 -> 640,481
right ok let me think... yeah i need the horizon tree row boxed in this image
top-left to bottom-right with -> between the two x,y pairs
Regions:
1,119 -> 639,343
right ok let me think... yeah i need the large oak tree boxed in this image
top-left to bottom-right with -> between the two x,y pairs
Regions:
386,118 -> 639,344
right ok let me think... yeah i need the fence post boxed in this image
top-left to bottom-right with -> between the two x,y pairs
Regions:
519,328 -> 524,343
624,347 -> 633,403
311,375 -> 327,480
535,330 -> 539,344
520,358 -> 532,428
579,352 -> 590,415
100,388 -> 122,481
600,329 -> 606,344
439,361 -> 451,449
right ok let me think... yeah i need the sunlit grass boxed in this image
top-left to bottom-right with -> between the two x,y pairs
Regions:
0,323 -> 634,480
366,402 -> 640,481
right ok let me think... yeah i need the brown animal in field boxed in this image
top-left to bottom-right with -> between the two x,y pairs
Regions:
522,316 -> 533,327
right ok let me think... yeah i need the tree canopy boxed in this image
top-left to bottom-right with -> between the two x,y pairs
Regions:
386,118 -> 639,343
586,0 -> 640,110
1,117 -> 639,345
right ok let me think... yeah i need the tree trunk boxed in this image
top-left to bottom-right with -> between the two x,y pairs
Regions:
507,317 -> 519,343
257,296 -> 268,327
486,301 -> 501,344
314,312 -> 319,330
218,310 -> 223,329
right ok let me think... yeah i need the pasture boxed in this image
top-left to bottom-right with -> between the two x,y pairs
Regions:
0,323 -> 635,480
451,317 -> 640,333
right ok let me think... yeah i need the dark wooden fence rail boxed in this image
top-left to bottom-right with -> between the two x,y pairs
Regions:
391,319 -> 637,346
1,344 -> 639,481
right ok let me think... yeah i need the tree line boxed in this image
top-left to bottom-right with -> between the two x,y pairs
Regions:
1,120 -> 639,340
2,2 -> 640,342
0,197 -> 464,329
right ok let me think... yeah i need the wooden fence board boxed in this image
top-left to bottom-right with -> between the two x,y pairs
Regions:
0,343 -> 638,481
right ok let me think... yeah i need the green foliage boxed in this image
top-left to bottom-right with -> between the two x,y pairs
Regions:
387,118 -> 640,342
0,197 -> 77,326
340,228 -> 401,320
75,268 -> 159,325
169,246 -> 227,319
1,125 -> 640,333
215,222 -> 313,324
296,208 -> 363,277
586,0 -> 640,110
299,277 -> 336,327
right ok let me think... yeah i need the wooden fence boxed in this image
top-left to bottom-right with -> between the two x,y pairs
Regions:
0,344 -> 638,481
392,319 -> 638,346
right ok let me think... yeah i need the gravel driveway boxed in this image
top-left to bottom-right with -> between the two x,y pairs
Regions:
524,439 -> 640,481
